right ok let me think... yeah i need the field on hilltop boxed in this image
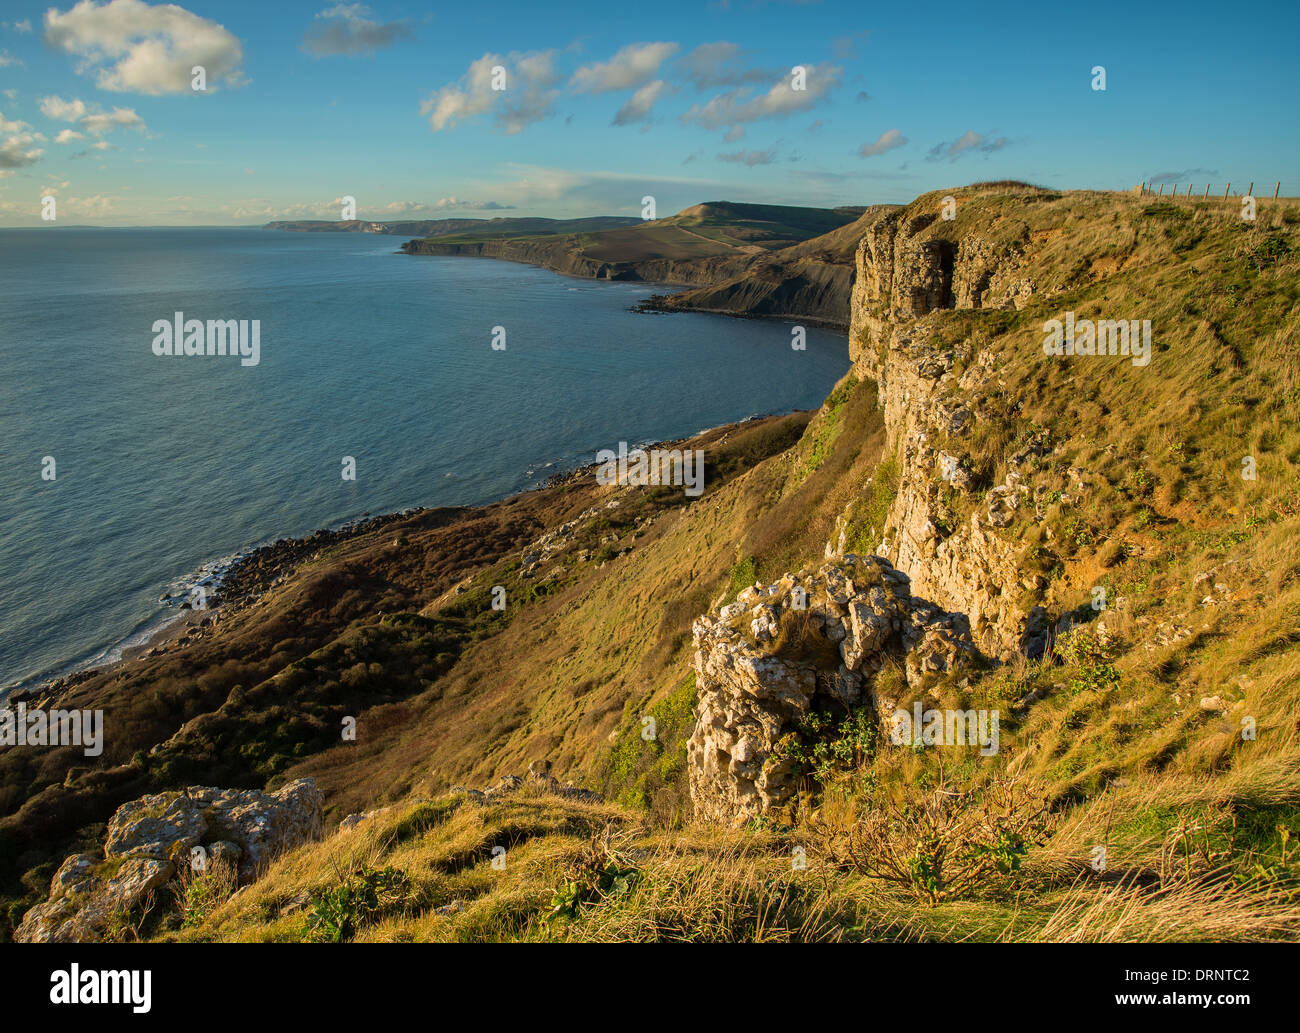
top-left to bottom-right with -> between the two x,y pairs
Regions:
416,201 -> 863,260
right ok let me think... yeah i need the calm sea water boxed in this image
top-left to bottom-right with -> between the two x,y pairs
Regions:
0,227 -> 849,692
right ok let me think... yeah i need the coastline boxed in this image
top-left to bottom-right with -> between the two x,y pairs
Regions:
8,413 -> 791,707
629,293 -> 850,331
3,507 -> 434,705
395,237 -> 854,331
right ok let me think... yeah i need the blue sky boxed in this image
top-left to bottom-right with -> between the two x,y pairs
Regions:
0,0 -> 1297,225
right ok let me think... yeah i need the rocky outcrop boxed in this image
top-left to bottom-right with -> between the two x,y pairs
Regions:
14,779 -> 323,942
849,210 -> 1035,362
688,555 -> 977,824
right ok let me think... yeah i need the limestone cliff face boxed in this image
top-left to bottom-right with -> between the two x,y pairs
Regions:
846,210 -> 1040,656
686,205 -> 1052,824
648,258 -> 854,328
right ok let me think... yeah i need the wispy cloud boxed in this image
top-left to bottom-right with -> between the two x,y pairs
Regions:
432,197 -> 515,210
926,129 -> 1009,161
421,50 -> 561,134
858,127 -> 907,158
571,42 -> 678,93
302,4 -> 414,58
676,41 -> 776,90
1147,167 -> 1218,183
681,63 -> 841,134
40,95 -> 146,137
831,30 -> 869,61
613,80 -> 672,126
717,147 -> 779,166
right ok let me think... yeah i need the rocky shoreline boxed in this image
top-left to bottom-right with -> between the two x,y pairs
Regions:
5,507 -> 438,709
630,293 -> 850,331
12,421 -> 771,709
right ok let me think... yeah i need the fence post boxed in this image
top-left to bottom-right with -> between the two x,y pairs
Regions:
1247,181 -> 1254,196
1224,183 -> 1230,199
1204,184 -> 1210,198
1275,182 -> 1281,199
1158,183 -> 1164,196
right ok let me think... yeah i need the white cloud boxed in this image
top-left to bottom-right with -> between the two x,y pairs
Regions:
55,129 -> 86,143
612,80 -> 670,126
0,111 -> 45,168
302,3 -> 414,57
4,19 -> 34,33
40,95 -> 88,121
681,63 -> 841,133
44,0 -> 245,94
0,49 -> 22,66
40,95 -> 145,137
571,42 -> 678,94
81,106 -> 144,134
858,128 -> 907,158
421,50 -> 561,134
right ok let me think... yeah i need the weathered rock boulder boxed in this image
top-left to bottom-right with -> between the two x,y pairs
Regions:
687,554 -> 977,825
14,854 -> 175,944
14,778 -> 323,942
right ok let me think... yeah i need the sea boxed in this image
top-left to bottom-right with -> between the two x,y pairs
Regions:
0,227 -> 850,694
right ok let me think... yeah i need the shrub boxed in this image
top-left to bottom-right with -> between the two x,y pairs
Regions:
305,865 -> 412,942
814,773 -> 1051,904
